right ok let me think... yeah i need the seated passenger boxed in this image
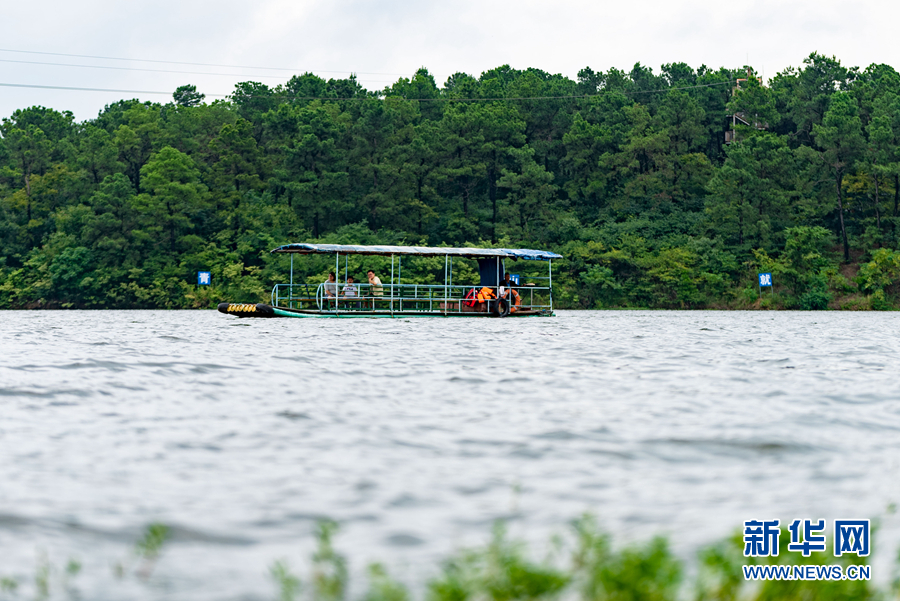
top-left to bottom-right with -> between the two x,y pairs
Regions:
499,272 -> 513,298
342,276 -> 359,308
324,272 -> 337,307
499,273 -> 521,312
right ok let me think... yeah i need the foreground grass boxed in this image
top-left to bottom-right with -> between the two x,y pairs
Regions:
0,517 -> 890,601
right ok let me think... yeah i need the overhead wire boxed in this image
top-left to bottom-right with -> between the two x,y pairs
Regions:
0,57 -> 326,80
0,47 -> 410,76
0,48 -> 736,102
0,57 -> 399,85
0,82 -> 175,96
0,80 -> 733,101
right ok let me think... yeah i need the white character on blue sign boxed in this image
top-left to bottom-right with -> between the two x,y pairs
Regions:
198,271 -> 211,285
743,519 -> 780,557
834,520 -> 870,557
788,519 -> 826,556
759,273 -> 772,287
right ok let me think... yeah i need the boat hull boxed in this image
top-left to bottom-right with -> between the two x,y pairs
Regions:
218,302 -> 552,318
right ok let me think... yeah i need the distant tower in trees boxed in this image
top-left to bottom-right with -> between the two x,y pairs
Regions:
725,70 -> 769,144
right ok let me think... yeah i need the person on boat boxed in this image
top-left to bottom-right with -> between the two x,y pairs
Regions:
498,273 -> 521,313
342,276 -> 359,308
367,270 -> 383,309
324,272 -> 337,307
324,272 -> 337,296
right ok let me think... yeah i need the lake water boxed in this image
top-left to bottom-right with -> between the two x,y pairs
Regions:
1,310 -> 899,599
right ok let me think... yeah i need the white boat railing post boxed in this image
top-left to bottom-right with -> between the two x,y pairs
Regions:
449,257 -> 453,312
495,256 -> 500,314
335,252 -> 340,314
289,254 -> 294,309
398,256 -> 402,312
549,260 -> 553,313
503,258 -> 507,312
443,255 -> 448,315
345,254 -> 350,313
390,255 -> 395,316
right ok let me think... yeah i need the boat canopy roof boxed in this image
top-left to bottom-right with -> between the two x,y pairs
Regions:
270,243 -> 562,261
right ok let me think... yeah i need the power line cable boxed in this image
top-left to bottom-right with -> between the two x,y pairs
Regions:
0,80 -> 733,101
0,47 -> 410,76
0,57 -> 311,79
0,82 -> 175,96
0,57 -> 398,84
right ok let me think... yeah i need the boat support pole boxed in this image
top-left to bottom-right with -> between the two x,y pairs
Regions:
290,254 -> 294,309
549,259 -> 553,313
449,257 -> 453,312
443,255 -> 448,315
335,252 -> 340,314
390,254 -> 395,317
496,256 -> 500,312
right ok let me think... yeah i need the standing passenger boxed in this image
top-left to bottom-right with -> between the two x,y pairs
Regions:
367,270 -> 383,309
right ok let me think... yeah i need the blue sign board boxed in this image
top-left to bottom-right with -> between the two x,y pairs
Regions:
758,273 -> 772,287
197,271 -> 211,286
510,274 -> 520,285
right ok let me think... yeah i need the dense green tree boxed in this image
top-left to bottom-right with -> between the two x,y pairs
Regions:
268,103 -> 348,237
173,84 -> 206,108
773,53 -> 856,144
811,91 -> 865,261
0,122 -> 52,222
706,134 -> 795,249
137,146 -> 209,253
864,92 -> 900,243
560,93 -> 631,219
73,124 -> 119,185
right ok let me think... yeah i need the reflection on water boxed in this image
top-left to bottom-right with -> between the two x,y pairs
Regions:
1,310 -> 899,599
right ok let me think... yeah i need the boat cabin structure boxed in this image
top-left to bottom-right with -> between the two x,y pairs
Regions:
218,243 -> 562,318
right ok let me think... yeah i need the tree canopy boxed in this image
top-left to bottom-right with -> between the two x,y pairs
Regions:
3,53 -> 900,310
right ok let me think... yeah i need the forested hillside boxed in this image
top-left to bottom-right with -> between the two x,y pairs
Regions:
3,52 -> 900,310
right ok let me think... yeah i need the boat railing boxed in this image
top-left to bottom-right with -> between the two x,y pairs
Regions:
270,282 -> 552,314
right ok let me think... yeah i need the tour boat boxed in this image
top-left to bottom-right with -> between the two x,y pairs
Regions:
218,243 -> 561,318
